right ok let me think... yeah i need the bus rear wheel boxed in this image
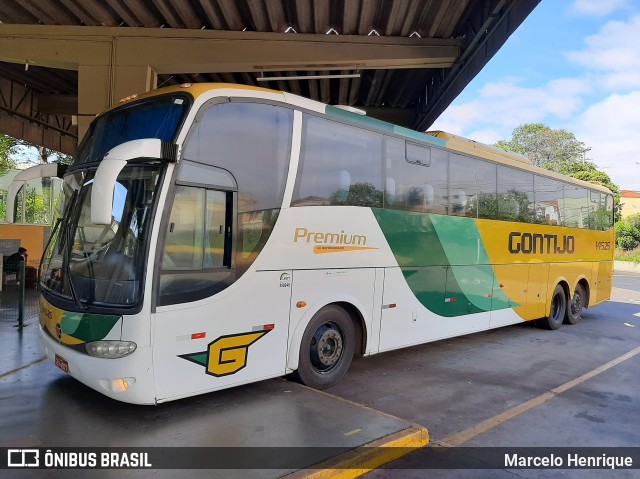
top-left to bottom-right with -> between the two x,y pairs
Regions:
536,284 -> 566,330
293,305 -> 355,389
564,284 -> 586,325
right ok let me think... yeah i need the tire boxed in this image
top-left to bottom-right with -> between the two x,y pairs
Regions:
293,305 -> 355,389
564,284 -> 586,325
536,284 -> 566,330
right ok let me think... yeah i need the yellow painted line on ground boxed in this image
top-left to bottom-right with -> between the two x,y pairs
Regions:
283,382 -> 429,479
438,345 -> 640,447
284,424 -> 429,479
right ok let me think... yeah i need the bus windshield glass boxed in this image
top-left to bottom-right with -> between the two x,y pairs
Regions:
73,94 -> 189,166
40,165 -> 163,309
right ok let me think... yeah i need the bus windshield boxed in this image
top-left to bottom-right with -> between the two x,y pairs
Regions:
40,165 -> 163,309
73,94 -> 189,166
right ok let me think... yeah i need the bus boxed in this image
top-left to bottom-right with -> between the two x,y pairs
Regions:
8,83 -> 614,404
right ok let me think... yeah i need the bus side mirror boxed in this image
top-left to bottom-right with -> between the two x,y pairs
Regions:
6,163 -> 60,223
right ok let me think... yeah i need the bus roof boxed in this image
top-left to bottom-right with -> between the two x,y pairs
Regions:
114,83 -> 614,196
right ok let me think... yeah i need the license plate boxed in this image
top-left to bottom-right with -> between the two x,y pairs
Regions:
55,354 -> 69,373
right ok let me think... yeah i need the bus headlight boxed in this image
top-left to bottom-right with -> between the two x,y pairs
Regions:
85,341 -> 137,359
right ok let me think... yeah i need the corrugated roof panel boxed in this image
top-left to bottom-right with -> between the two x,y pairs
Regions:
0,0 -> 541,150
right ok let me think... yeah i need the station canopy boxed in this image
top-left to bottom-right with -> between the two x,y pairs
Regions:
0,0 -> 540,154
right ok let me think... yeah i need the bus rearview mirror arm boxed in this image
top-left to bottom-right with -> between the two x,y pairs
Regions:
90,139 -> 178,225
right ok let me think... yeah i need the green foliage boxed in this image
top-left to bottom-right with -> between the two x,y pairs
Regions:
615,221 -> 640,250
626,213 -> 640,232
494,124 -> 622,219
494,124 -> 588,167
0,135 -> 19,175
330,182 -> 383,207
615,247 -> 640,263
12,186 -> 50,224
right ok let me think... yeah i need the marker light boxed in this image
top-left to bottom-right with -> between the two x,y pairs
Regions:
118,93 -> 139,104
86,341 -> 137,359
99,377 -> 136,393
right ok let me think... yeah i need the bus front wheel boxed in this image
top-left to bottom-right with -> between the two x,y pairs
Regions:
293,305 -> 355,389
564,284 -> 586,325
536,285 -> 566,330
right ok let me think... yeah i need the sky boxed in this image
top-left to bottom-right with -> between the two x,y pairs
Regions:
430,0 -> 640,192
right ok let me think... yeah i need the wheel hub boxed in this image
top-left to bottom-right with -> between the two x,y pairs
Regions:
311,323 -> 344,370
572,293 -> 583,315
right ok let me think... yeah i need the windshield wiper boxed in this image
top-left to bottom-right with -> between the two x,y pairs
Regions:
63,222 -> 86,311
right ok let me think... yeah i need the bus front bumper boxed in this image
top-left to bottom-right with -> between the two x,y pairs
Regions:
39,325 -> 157,405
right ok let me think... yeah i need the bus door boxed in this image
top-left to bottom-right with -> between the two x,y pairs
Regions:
151,181 -> 292,401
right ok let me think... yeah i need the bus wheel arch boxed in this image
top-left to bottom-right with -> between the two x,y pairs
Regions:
334,301 -> 367,356
291,302 -> 364,389
536,282 -> 568,330
565,279 -> 589,325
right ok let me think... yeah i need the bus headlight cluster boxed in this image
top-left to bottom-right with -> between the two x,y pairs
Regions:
86,341 -> 137,359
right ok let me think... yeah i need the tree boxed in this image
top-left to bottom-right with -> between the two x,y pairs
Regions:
494,124 -> 589,168
495,124 -> 622,219
615,221 -> 639,250
0,135 -> 19,175
329,182 -> 383,207
11,138 -> 73,165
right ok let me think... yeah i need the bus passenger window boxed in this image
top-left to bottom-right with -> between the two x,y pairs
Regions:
292,115 -> 382,207
383,137 -> 448,214
497,166 -> 534,223
563,186 -> 589,228
449,154 -> 496,218
534,176 -> 563,226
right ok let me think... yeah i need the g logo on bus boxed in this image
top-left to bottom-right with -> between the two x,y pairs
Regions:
179,330 -> 271,377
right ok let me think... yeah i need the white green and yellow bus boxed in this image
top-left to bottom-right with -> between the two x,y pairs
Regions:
9,83 -> 614,404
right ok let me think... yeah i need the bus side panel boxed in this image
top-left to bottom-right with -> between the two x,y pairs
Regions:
527,263 -> 550,319
490,263 -> 552,323
490,264 -> 530,328
592,261 -> 613,305
152,270 -> 292,402
379,266 -> 491,352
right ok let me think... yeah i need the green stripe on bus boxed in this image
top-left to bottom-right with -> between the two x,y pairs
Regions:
324,105 -> 446,147
60,312 -> 121,343
430,215 -> 512,310
372,209 -> 514,315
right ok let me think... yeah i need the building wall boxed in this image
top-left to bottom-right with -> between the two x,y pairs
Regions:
0,224 -> 48,259
621,191 -> 640,219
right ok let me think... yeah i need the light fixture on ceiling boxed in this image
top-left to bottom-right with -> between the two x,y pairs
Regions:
256,71 -> 360,82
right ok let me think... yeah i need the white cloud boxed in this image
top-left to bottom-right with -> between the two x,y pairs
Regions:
430,77 -> 590,142
566,16 -> 640,92
572,92 -> 640,190
431,12 -> 640,192
570,0 -> 630,16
